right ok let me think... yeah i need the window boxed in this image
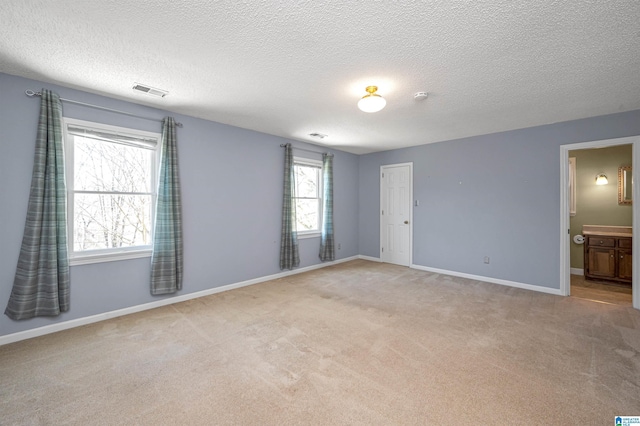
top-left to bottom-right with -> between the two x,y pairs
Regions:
293,158 -> 323,236
64,118 -> 160,264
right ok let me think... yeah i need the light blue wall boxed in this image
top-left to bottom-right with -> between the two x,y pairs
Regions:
359,110 -> 640,289
4,70 -> 640,339
0,73 -> 360,337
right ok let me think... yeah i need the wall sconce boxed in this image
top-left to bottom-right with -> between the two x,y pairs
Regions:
595,173 -> 609,185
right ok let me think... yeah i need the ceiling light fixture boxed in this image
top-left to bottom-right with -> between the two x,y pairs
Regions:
358,86 -> 386,113
595,173 -> 609,185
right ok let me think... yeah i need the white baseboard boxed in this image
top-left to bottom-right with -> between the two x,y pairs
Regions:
410,264 -> 563,296
358,255 -> 382,262
0,256 -> 359,346
570,268 -> 584,276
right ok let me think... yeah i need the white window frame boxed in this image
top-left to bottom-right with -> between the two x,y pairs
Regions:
63,118 -> 161,265
293,157 -> 323,238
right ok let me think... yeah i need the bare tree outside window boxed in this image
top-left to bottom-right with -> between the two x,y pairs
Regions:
293,162 -> 321,232
67,123 -> 157,255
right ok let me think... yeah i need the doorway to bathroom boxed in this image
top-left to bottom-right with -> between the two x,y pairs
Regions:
560,136 -> 640,309
569,144 -> 632,305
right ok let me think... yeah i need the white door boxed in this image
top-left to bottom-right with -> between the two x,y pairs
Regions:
380,163 -> 413,266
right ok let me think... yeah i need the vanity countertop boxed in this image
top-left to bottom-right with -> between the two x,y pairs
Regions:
582,225 -> 632,238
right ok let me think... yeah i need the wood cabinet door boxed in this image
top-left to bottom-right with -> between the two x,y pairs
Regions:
618,249 -> 633,281
588,248 -> 616,278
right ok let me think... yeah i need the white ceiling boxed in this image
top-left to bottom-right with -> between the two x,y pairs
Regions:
1,1 -> 639,154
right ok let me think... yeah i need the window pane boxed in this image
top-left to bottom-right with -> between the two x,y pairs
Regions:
296,199 -> 319,231
74,136 -> 152,193
295,165 -> 318,198
74,193 -> 152,251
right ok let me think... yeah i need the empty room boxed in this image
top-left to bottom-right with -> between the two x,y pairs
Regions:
1,1 -> 640,424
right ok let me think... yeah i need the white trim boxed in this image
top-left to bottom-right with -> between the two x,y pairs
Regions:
293,157 -> 322,168
560,136 -> 639,309
570,268 -> 584,276
358,255 -> 382,262
559,148 -> 571,296
293,156 -> 323,235
297,232 -> 321,239
70,249 -> 152,266
0,256 -> 359,346
410,264 -> 563,296
569,157 -> 577,216
64,118 -> 161,144
64,117 -> 161,263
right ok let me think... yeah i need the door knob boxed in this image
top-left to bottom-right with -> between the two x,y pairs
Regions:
404,220 -> 409,224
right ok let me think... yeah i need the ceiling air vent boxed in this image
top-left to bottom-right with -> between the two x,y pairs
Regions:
309,133 -> 328,139
132,83 -> 168,98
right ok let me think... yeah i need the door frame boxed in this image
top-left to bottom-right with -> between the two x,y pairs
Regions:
380,162 -> 414,266
559,136 -> 639,309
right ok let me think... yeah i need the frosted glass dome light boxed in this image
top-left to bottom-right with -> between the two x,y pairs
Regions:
358,86 -> 386,113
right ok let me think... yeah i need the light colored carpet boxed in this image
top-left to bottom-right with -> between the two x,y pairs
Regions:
1,260 -> 639,425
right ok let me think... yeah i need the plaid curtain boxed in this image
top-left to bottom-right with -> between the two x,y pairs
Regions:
319,153 -> 335,261
150,117 -> 184,295
5,89 -> 70,320
279,144 -> 300,270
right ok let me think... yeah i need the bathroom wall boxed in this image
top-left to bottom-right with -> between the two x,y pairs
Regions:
569,144 -> 633,270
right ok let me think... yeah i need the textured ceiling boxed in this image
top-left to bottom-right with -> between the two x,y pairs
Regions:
1,1 -> 639,154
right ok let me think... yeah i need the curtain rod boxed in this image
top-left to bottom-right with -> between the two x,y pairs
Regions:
280,143 -> 333,156
25,90 -> 183,127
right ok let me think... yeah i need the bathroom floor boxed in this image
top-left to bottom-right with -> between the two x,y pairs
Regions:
570,274 -> 632,306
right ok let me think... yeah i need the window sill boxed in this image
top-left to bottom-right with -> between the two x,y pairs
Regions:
70,249 -> 152,266
297,232 -> 321,239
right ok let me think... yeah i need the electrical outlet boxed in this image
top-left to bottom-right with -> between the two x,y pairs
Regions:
484,256 -> 490,264
338,243 -> 342,250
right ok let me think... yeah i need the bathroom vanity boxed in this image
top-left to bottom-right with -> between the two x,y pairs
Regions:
583,225 -> 632,285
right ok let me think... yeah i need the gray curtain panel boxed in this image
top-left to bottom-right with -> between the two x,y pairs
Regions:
319,153 -> 335,261
150,117 -> 184,295
279,143 -> 300,270
5,89 -> 70,320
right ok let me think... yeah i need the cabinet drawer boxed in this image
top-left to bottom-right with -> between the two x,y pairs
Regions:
619,238 -> 632,249
587,237 -> 615,247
